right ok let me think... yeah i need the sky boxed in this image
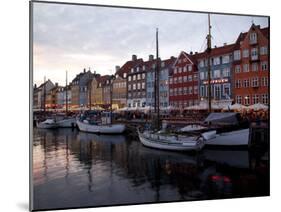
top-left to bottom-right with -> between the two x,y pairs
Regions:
33,2 -> 269,86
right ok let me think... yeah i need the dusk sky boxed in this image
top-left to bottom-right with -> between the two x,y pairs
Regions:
33,2 -> 269,86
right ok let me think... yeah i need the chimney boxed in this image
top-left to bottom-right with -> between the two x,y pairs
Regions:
149,54 -> 154,61
132,54 -> 137,61
214,45 -> 217,48
55,82 -> 58,87
83,68 -> 86,73
223,43 -> 227,46
115,65 -> 120,72
190,51 -> 193,55
195,52 -> 198,54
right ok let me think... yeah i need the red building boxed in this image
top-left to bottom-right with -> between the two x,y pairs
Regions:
169,51 -> 199,108
232,24 -> 269,106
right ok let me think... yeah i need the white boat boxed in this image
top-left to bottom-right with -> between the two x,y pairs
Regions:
137,129 -> 210,151
205,128 -> 250,146
180,124 -> 207,132
76,119 -> 126,134
56,117 -> 77,128
37,119 -> 58,129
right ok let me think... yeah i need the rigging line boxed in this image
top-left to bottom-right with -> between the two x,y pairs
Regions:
213,17 -> 227,46
199,37 -> 207,53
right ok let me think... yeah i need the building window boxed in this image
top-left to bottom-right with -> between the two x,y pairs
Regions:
142,82 -> 145,89
193,73 -> 198,80
199,60 -> 204,67
243,49 -> 249,58
222,68 -> 230,77
133,75 -> 136,81
244,79 -> 250,88
194,86 -> 198,94
222,55 -> 230,64
243,64 -> 249,72
188,65 -> 192,72
261,77 -> 268,87
249,32 -> 257,44
142,73 -> 145,79
252,94 -> 259,104
251,48 -> 258,60
233,50 -> 241,60
214,69 -> 221,78
261,94 -> 268,104
183,87 -> 187,95
244,95 -> 250,105
252,63 -> 258,72
178,67 -> 182,73
169,78 -> 173,84
223,83 -> 231,97
178,76 -> 182,83
213,57 -> 220,65
261,61 -> 268,71
188,75 -> 192,82
235,80 -> 241,88
200,72 -> 205,80
128,84 -> 131,91
260,46 -> 268,55
214,85 -> 220,99
189,86 -> 193,94
174,68 -> 177,74
133,84 -> 136,90
252,77 -> 259,87
183,66 -> 187,72
174,77 -> 178,83
235,65 -> 241,73
183,76 -> 187,82
200,86 -> 204,97
137,74 -> 141,80
236,95 -> 242,104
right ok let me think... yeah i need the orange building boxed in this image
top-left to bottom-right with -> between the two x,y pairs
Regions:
232,24 -> 269,106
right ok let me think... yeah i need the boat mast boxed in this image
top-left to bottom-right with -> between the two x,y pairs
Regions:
65,71 -> 68,114
156,28 -> 160,130
89,74 -> 92,111
207,13 -> 212,113
43,76 -> 46,113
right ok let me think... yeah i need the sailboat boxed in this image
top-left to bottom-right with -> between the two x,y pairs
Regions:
137,28 -> 213,151
37,72 -> 76,129
76,75 -> 126,134
179,14 -> 250,147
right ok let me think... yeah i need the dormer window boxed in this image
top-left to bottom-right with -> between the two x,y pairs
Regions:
123,73 -> 127,78
131,68 -> 134,73
143,65 -> 146,71
249,32 -> 257,44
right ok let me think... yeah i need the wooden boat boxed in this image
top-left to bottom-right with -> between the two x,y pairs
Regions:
77,111 -> 126,134
37,119 -> 58,129
137,129 -> 210,151
204,128 -> 250,147
76,119 -> 125,134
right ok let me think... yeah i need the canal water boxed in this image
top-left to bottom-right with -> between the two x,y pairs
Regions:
32,128 -> 269,210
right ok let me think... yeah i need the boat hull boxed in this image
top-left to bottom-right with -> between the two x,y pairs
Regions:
205,128 -> 250,147
56,118 -> 76,128
138,131 -> 204,151
76,120 -> 126,134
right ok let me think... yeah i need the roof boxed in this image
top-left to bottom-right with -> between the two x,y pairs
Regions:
115,58 -> 143,77
195,43 -> 236,59
97,75 -> 111,85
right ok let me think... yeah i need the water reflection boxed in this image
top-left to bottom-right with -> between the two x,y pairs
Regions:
33,128 -> 269,210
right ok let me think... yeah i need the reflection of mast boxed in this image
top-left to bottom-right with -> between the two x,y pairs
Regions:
206,13 -> 212,113
65,71 -> 68,114
65,134 -> 69,180
43,131 -> 48,180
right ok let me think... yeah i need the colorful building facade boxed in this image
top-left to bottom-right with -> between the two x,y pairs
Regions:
232,24 -> 269,105
169,51 -> 199,108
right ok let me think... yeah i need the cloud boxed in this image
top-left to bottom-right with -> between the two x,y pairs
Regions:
32,2 -> 268,85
